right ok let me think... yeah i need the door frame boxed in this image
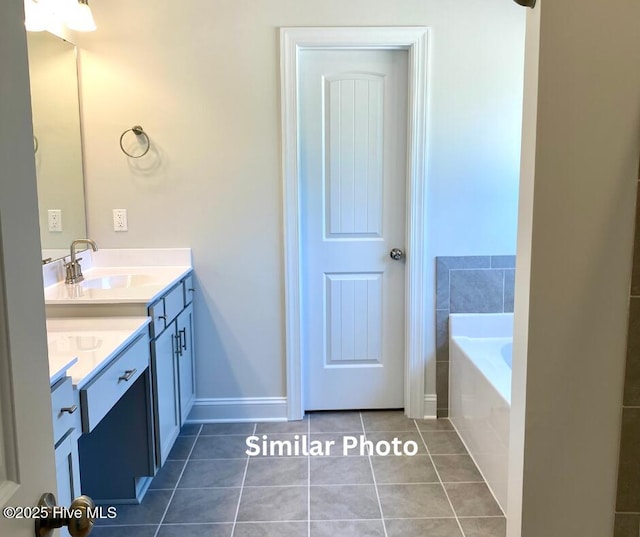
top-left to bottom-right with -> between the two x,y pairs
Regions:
280,27 -> 429,420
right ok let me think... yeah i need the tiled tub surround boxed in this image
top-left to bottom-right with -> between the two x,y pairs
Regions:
436,256 -> 516,417
449,313 -> 513,513
92,411 -> 505,537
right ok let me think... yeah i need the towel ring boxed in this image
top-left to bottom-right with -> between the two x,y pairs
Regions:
119,125 -> 150,158
34,135 -> 39,154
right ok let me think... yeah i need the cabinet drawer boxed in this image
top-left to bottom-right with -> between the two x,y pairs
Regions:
163,284 -> 183,325
183,275 -> 194,307
51,377 -> 78,445
80,335 -> 149,433
148,299 -> 165,339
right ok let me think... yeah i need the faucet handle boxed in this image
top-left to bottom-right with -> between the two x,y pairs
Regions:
64,258 -> 85,284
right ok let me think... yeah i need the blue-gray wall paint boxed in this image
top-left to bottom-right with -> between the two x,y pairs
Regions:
435,255 -> 516,416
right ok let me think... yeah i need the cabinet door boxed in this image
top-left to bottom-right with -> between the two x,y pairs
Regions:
177,303 -> 195,425
152,326 -> 180,467
55,432 -> 81,537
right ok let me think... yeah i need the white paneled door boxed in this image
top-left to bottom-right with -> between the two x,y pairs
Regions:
300,49 -> 408,410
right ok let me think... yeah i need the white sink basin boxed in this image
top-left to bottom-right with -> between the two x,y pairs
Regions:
48,334 -> 104,353
44,265 -> 191,304
82,274 -> 157,289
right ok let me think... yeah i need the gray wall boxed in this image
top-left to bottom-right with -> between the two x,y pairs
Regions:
75,0 -> 525,408
507,1 -> 640,534
615,166 -> 640,536
435,255 -> 516,416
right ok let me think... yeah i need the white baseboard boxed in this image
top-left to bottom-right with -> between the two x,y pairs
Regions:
423,394 -> 437,419
187,395 -> 437,422
186,397 -> 288,423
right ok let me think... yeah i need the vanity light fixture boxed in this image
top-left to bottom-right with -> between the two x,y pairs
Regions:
24,0 -> 96,33
66,0 -> 96,32
24,0 -> 49,32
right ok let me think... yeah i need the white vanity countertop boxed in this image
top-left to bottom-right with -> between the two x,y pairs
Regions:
43,248 -> 192,304
46,317 -> 151,389
49,355 -> 78,386
44,265 -> 191,305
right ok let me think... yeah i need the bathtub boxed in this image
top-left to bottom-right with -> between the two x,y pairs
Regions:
449,313 -> 513,513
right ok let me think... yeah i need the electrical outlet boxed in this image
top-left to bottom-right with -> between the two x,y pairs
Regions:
113,209 -> 128,232
48,209 -> 62,232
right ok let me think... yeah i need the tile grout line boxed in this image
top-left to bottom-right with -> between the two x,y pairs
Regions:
146,478 -> 487,491
360,412 -> 389,537
446,421 -> 506,517
414,420 -> 467,537
194,428 -> 463,437
448,268 -> 451,312
96,513 -> 508,529
448,266 -> 504,272
152,424 -> 203,537
230,422 -> 256,537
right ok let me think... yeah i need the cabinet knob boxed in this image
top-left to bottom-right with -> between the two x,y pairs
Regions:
35,492 -> 95,537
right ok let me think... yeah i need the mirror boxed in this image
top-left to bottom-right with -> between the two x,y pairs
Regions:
26,31 -> 87,263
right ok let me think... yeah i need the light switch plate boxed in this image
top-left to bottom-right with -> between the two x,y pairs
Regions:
48,210 -> 62,232
113,209 -> 128,232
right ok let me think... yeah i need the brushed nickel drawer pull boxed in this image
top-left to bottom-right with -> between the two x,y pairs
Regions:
179,328 -> 187,351
60,404 -> 78,415
119,369 -> 137,382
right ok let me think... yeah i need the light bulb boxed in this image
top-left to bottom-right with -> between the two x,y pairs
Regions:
24,0 -> 48,32
66,0 -> 96,32
52,0 -> 77,21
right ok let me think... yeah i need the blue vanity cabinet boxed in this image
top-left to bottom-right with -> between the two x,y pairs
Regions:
151,324 -> 181,467
55,433 -> 81,537
51,377 -> 81,537
176,303 -> 195,425
77,332 -> 156,504
148,272 -> 195,467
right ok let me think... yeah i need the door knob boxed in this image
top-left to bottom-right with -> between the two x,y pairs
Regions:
35,493 -> 95,537
389,248 -> 405,261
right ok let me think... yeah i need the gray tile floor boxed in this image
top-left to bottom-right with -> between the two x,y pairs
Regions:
93,411 -> 505,537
